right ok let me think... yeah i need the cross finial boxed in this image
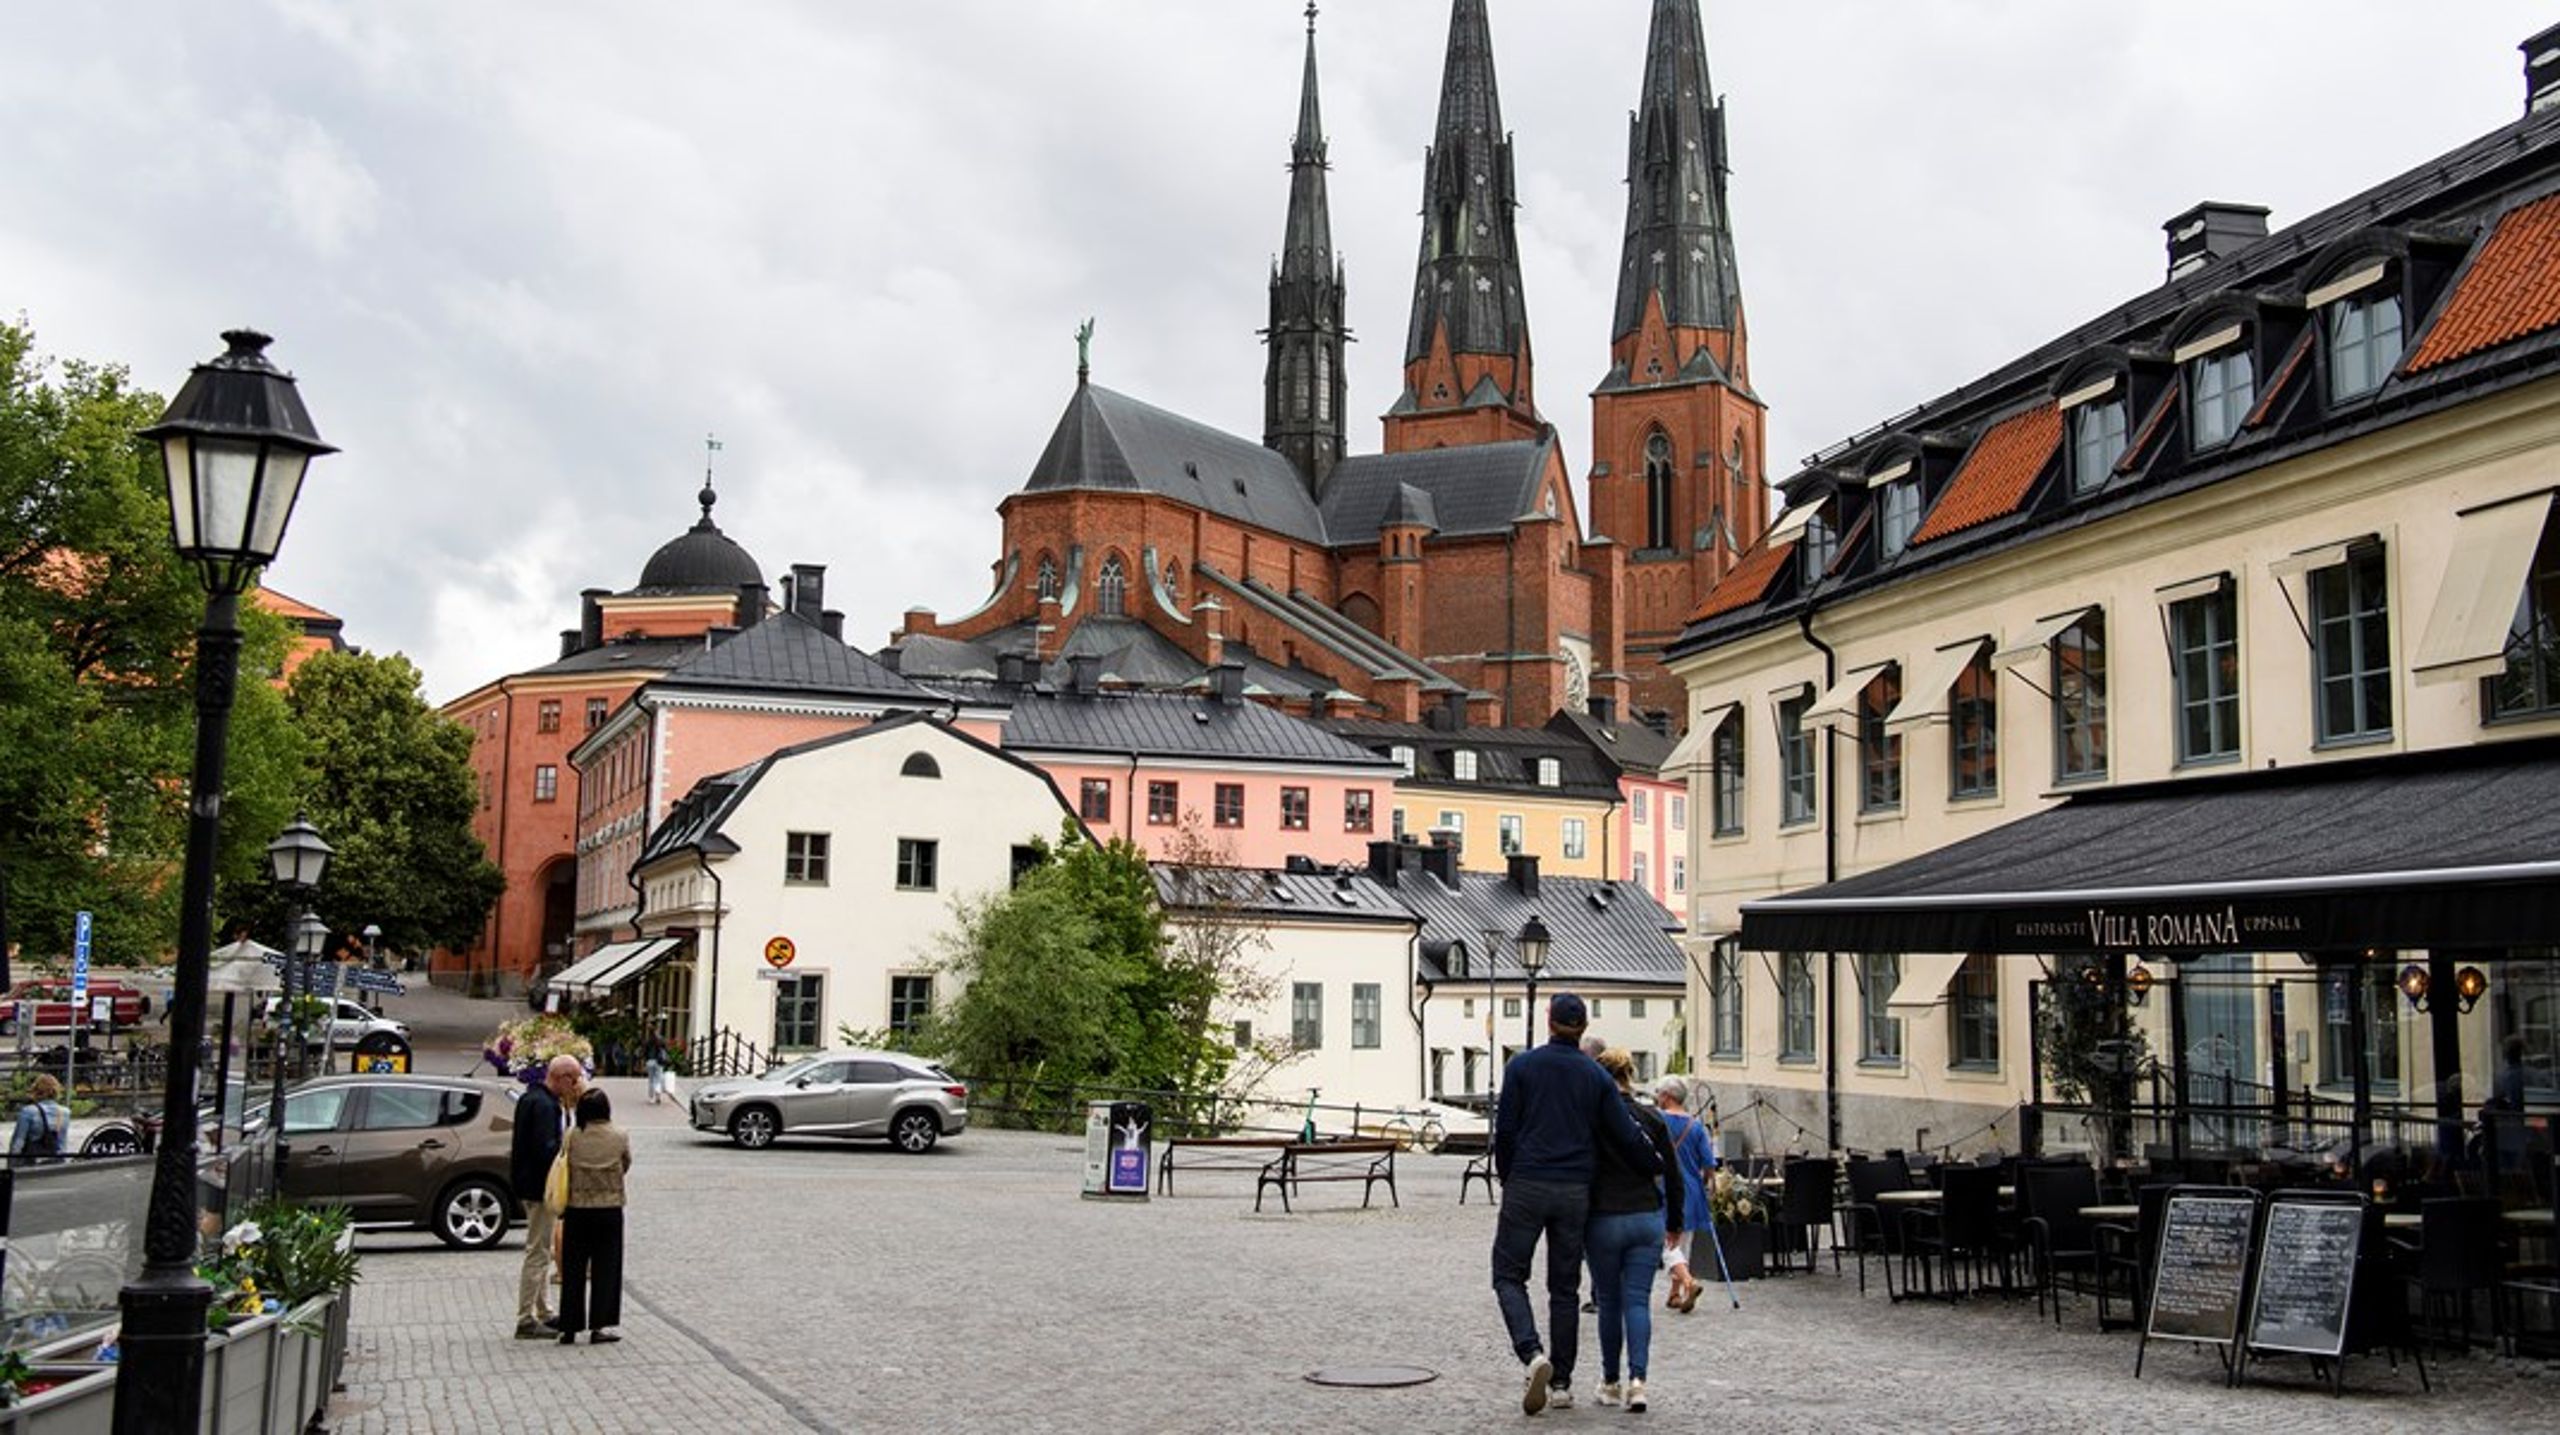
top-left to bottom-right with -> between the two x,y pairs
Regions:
1305,2 -> 1318,36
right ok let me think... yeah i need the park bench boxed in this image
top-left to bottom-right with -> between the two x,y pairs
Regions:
1254,1138 -> 1400,1214
1155,1136 -> 1295,1196
1437,1130 -> 1497,1205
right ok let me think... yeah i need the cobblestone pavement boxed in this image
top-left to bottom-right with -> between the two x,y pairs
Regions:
330,1085 -> 2552,1432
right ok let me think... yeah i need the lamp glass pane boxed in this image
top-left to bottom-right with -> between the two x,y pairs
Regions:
245,447 -> 309,560
190,438 -> 264,558
161,437 -> 200,550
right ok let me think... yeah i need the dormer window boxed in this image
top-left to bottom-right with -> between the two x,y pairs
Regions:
1801,511 -> 1837,583
1535,757 -> 1561,787
1390,744 -> 1416,777
1878,478 -> 1922,560
1453,749 -> 1479,782
2068,393 -> 2128,494
2187,342 -> 2254,449
2326,288 -> 2404,402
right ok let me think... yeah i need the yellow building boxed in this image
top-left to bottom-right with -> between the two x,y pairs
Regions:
1321,718 -> 1621,881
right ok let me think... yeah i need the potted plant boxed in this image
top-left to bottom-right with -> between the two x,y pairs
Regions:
197,1201 -> 360,1434
1706,1169 -> 1770,1281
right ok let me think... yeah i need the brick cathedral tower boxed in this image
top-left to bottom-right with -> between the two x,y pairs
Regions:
1264,3 -> 1350,492
1381,0 -> 1543,454
1587,0 -> 1767,726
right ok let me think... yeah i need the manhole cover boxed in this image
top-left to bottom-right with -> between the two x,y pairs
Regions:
1304,1365 -> 1438,1388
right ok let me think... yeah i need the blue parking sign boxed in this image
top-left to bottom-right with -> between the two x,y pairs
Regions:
72,910 -> 92,1003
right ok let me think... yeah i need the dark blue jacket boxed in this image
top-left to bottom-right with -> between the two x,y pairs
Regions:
1494,1036 -> 1661,1186
509,1083 -> 565,1199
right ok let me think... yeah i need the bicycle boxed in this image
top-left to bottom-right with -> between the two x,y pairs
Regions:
1375,1107 -> 1448,1154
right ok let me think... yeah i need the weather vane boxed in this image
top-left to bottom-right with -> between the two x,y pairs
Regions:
699,432 -> 724,517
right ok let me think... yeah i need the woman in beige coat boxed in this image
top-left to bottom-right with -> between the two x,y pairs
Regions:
556,1087 -> 632,1344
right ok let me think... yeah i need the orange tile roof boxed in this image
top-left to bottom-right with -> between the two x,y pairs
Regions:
251,586 -> 337,623
2405,191 -> 2560,372
1908,404 -> 2063,546
1687,537 -> 1797,623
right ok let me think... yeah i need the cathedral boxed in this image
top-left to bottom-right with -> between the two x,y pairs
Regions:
895,0 -> 1768,731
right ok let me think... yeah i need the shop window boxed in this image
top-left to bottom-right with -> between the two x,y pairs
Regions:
2311,547 -> 2392,744
2318,965 -> 2400,1090
2054,614 -> 2109,783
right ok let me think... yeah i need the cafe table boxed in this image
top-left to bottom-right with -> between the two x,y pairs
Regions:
2079,1204 -> 2138,1222
2508,1209 -> 2558,1229
1877,1189 -> 1942,1205
2383,1211 -> 2423,1231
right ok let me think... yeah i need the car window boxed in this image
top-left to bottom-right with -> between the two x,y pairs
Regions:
339,1001 -> 370,1021
845,1061 -> 906,1085
796,1062 -> 852,1085
441,1090 -> 483,1126
283,1088 -> 351,1135
770,1055 -> 829,1083
357,1086 -> 443,1131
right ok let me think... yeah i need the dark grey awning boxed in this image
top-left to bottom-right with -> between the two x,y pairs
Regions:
1738,737 -> 2560,955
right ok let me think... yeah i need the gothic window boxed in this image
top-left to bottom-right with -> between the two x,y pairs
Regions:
1315,347 -> 1332,422
1644,431 -> 1674,550
1097,555 -> 1128,617
1035,554 -> 1060,603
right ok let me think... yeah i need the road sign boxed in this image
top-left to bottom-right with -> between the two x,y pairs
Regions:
763,936 -> 796,970
71,910 -> 92,1004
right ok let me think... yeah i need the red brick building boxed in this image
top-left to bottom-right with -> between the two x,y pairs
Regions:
900,1 -> 1765,733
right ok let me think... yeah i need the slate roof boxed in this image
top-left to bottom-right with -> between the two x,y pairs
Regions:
659,610 -> 927,702
1397,869 -> 1686,984
1317,438 -> 1554,544
1319,717 -> 1621,800
1197,563 -> 1461,691
514,635 -> 705,680
1152,865 -> 1417,925
1545,709 -> 1677,779
1022,384 -> 1329,547
1002,689 -> 1400,769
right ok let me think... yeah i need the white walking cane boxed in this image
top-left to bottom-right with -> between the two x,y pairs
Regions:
1696,1101 -> 1742,1310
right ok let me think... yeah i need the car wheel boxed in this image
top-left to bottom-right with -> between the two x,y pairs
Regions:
890,1108 -> 940,1154
434,1177 -> 512,1250
730,1105 -> 779,1149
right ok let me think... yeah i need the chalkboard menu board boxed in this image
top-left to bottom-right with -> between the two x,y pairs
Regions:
2146,1194 -> 2255,1345
2244,1198 -> 2362,1358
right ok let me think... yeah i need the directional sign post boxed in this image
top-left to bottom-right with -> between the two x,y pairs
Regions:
69,910 -> 92,1094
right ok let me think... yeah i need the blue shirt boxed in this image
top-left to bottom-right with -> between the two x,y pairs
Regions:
1493,1036 -> 1660,1185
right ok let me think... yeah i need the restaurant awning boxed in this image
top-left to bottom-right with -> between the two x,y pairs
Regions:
549,940 -> 648,996
555,937 -> 683,998
1738,736 -> 2560,955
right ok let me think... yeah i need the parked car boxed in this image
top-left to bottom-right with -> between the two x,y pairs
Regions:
268,1074 -> 521,1249
689,1049 -> 968,1153
259,996 -> 407,1050
3,980 -> 152,1034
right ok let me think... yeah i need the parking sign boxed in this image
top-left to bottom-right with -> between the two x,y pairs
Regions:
72,909 -> 92,1005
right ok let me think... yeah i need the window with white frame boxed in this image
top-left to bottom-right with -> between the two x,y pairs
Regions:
2328,290 -> 2403,403
2171,587 -> 2242,764
2190,346 -> 2255,448
1879,478 -> 1922,559
1633,789 -> 1649,823
1669,794 -> 1685,831
1562,818 -> 1587,860
1453,749 -> 1479,781
1535,757 -> 1561,787
1391,744 -> 1415,776
1632,851 -> 1650,891
2070,395 -> 2128,494
1351,983 -> 1381,1049
1291,983 -> 1323,1050
1498,814 -> 1524,855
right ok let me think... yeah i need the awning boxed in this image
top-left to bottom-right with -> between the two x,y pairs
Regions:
1885,638 -> 1989,730
557,938 -> 683,997
1885,953 -> 1971,1016
1662,700 -> 1739,770
2414,490 -> 2553,684
1767,500 -> 1826,545
1992,607 -> 2097,673
1738,736 -> 2560,955
1806,663 -> 1893,735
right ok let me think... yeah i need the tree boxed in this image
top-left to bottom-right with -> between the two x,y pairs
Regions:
258,649 -> 503,955
0,319 -> 304,966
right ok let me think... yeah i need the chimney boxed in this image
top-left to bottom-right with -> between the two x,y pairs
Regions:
579,588 -> 607,650
2528,23 -> 2560,113
997,652 -> 1031,688
1419,833 -> 1461,890
878,644 -> 902,673
788,563 -> 826,619
704,624 -> 738,652
558,629 -> 581,660
1506,852 -> 1541,899
1211,659 -> 1246,707
2163,201 -> 2270,281
735,581 -> 767,629
1366,839 -> 1404,886
1428,692 -> 1464,732
820,609 -> 845,641
1641,708 -> 1671,737
1067,653 -> 1103,697
1586,695 -> 1617,724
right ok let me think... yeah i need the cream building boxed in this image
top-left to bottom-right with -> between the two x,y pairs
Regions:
1665,50 -> 2560,1167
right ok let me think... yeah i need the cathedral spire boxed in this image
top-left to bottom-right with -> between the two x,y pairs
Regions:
1264,1 -> 1349,491
1613,0 -> 1742,341
1386,0 -> 1538,449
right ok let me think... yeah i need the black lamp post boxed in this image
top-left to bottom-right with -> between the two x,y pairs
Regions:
115,331 -> 333,1435
1517,914 -> 1551,1053
265,818 -> 333,1188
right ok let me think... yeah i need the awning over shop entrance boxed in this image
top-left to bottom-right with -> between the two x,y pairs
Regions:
555,937 -> 683,998
1739,736 -> 2560,954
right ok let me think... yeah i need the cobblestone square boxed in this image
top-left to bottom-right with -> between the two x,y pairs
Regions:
324,1082 -> 2551,1433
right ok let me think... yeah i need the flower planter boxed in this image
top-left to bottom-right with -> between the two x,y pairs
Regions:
1712,1220 -> 1768,1281
0,1364 -> 115,1435
203,1309 -> 282,1435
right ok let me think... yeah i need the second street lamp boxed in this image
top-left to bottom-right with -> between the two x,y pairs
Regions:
265,816 -> 333,1188
1516,914 -> 1551,1052
116,330 -> 333,1435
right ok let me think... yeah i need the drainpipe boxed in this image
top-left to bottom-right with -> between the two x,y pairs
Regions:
1796,601 -> 1842,1154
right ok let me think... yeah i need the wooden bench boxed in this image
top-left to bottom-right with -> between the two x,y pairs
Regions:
1255,1139 -> 1400,1213
1436,1130 -> 1497,1205
1155,1136 -> 1294,1196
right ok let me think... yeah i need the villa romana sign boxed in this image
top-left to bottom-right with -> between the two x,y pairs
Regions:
2003,902 -> 2312,953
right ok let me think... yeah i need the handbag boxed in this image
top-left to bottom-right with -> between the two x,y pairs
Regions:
544,1131 -> 573,1216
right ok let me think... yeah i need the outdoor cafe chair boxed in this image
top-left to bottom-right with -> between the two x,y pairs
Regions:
2392,1196 -> 2504,1353
2019,1162 -> 2105,1327
2094,1181 -> 2175,1329
1840,1155 -> 1908,1298
1901,1163 -> 2007,1299
1772,1156 -> 1838,1275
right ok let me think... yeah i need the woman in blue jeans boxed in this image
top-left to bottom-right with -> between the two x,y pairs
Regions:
1586,1048 -> 1687,1411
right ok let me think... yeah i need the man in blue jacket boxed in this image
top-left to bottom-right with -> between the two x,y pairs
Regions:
1492,992 -> 1659,1414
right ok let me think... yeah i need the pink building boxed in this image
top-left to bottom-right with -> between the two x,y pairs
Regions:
1000,661 -> 1401,868
1548,709 -> 1686,910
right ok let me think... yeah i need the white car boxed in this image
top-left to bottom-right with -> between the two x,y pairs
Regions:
260,996 -> 408,1050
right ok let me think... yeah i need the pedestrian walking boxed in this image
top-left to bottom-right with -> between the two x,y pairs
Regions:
1492,993 -> 1660,1416
1585,1049 -> 1686,1412
556,1087 -> 631,1345
1654,1078 -> 1715,1314
643,1030 -> 672,1106
508,1055 -> 583,1339
10,1074 -> 68,1161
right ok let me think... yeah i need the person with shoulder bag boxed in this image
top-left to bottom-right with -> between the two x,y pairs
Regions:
555,1087 -> 632,1345
11,1074 -> 70,1162
508,1056 -> 583,1339
1584,1048 -> 1686,1413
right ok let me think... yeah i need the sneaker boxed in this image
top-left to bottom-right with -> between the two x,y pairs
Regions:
1625,1378 -> 1647,1413
514,1319 -> 557,1340
1548,1386 -> 1575,1410
1522,1354 -> 1553,1415
1595,1381 -> 1623,1407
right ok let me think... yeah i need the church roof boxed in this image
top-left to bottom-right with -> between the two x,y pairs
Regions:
1613,0 -> 1744,340
1318,438 -> 1553,543
1023,384 -> 1329,546
1404,0 -> 1531,365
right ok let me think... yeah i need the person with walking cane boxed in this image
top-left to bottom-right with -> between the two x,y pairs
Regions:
1654,1079 -> 1716,1313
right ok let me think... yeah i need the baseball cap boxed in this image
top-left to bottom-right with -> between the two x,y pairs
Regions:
1549,992 -> 1588,1028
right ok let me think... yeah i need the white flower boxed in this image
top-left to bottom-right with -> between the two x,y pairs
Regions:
222,1220 -> 264,1253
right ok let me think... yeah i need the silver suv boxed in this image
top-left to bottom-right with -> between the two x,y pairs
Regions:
690,1050 -> 968,1153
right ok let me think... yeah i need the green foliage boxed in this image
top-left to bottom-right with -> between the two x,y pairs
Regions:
2034,955 -> 2153,1107
0,318 -> 303,966
199,1199 -> 359,1326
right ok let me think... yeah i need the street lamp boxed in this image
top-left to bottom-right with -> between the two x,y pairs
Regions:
116,330 -> 332,1435
265,817 -> 333,1185
1516,914 -> 1551,1053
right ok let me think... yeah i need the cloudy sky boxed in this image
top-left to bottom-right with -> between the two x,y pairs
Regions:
3,1 -> 2548,703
